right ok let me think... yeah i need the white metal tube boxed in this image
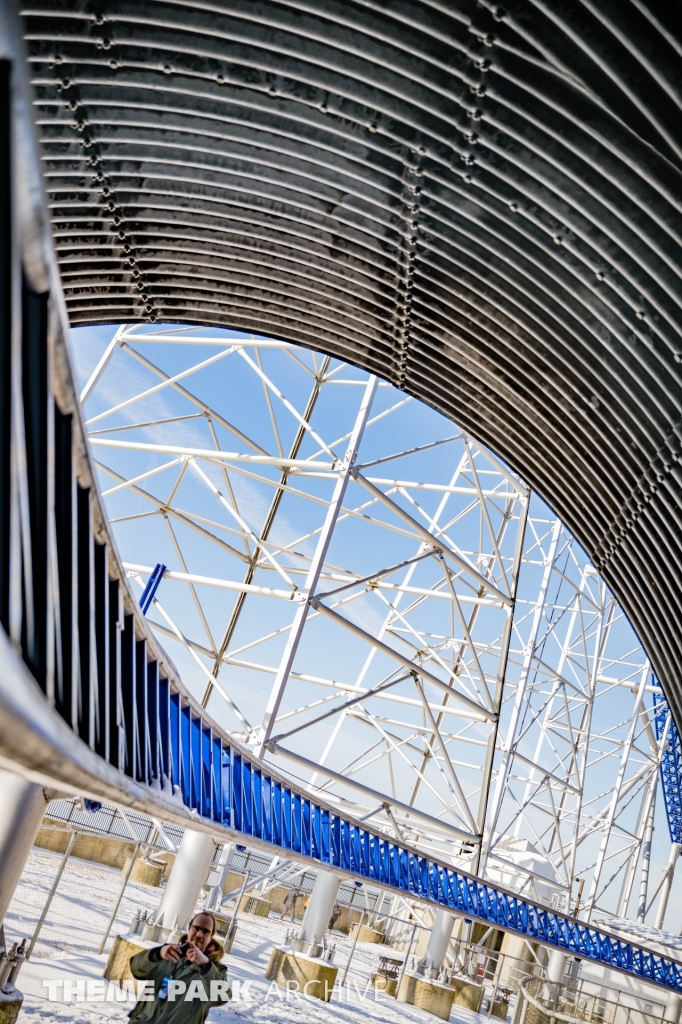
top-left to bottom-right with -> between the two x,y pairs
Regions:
0,768 -> 47,922
664,993 -> 682,1024
545,950 -> 567,984
79,328 -> 122,403
90,437 -> 335,471
654,842 -> 680,929
637,786 -> 657,922
123,563 -> 296,601
298,871 -> 341,945
585,667 -> 648,917
481,518 -> 561,873
269,740 -> 478,842
253,376 -> 378,755
424,910 -> 455,969
154,829 -> 216,933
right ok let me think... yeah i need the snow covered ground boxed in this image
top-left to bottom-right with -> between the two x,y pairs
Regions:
7,850 -> 497,1024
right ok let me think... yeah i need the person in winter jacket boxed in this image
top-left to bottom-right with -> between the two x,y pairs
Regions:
129,912 -> 230,1024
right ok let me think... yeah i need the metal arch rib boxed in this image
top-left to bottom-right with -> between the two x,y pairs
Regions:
18,0 -> 682,735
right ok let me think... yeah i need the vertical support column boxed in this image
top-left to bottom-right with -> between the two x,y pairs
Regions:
422,909 -> 455,971
654,842 -> 681,930
0,768 -> 47,923
152,829 -> 215,940
294,870 -> 340,954
665,993 -> 682,1024
207,843 -> 234,911
480,518 -> 562,873
254,376 -> 377,756
545,950 -> 566,984
637,787 -> 657,923
585,668 -> 648,918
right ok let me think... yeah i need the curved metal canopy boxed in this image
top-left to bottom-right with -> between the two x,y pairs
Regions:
20,1 -> 682,725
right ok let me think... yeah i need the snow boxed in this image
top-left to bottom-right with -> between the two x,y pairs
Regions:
7,850 -> 498,1024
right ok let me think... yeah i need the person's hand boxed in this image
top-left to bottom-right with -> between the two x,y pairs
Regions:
185,944 -> 209,966
160,944 -> 182,962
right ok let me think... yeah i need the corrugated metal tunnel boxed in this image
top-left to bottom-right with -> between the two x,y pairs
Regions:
18,0 -> 682,726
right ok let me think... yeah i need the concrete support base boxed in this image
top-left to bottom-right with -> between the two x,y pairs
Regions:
103,936 -> 153,984
490,996 -> 509,1019
265,947 -> 338,1002
0,988 -> 23,1024
124,858 -> 164,887
370,973 -> 397,997
333,906 -> 360,934
450,976 -> 484,1011
240,895 -> 271,917
211,911 -> 236,953
397,973 -> 455,1020
349,923 -> 384,944
222,871 -> 246,896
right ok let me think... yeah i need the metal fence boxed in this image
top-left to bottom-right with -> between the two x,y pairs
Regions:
8,809 -> 669,1024
5,845 -> 161,959
518,979 -> 667,1024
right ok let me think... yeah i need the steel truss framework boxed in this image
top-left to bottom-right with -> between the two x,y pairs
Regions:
17,0 -> 682,741
655,693 -> 682,845
83,324 -> 677,930
1,11 -> 682,991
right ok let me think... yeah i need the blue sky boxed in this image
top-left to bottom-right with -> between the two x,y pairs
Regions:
68,322 -> 679,928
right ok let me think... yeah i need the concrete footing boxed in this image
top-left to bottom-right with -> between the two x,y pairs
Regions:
103,936 -> 152,984
397,972 -> 455,1020
0,987 -> 23,1024
349,923 -> 384,944
370,973 -> 397,996
240,895 -> 271,917
210,911 -> 237,954
489,995 -> 509,1019
450,976 -> 484,1011
265,946 -> 338,1002
123,857 -> 165,887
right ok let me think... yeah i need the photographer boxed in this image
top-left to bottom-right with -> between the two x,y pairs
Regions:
129,912 -> 230,1024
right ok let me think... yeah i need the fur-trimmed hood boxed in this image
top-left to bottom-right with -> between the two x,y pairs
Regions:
178,933 -> 225,962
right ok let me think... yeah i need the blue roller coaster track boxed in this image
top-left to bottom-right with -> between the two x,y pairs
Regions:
0,25 -> 681,995
654,689 -> 682,845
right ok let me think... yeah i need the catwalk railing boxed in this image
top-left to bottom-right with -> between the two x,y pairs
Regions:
1,30 -> 682,994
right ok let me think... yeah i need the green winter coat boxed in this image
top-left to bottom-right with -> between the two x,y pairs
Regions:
129,935 -> 230,1024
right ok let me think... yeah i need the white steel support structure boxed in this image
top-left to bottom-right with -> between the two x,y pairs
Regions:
654,843 -> 681,930
254,375 -> 378,756
153,830 -> 216,938
0,768 -> 48,923
295,870 -> 341,952
423,910 -> 456,971
80,324 -> 674,934
480,517 -> 562,875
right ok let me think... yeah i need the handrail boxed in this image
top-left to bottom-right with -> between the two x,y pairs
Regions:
518,978 -> 665,1024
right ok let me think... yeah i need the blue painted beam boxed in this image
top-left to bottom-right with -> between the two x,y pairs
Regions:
87,653 -> 682,989
653,686 -> 682,844
1,9 -> 680,994
138,564 -> 166,616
